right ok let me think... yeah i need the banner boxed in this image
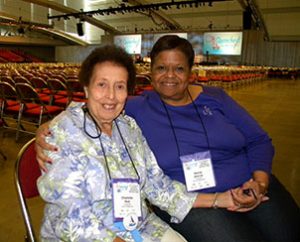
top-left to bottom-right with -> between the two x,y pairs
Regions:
203,32 -> 243,55
114,34 -> 142,54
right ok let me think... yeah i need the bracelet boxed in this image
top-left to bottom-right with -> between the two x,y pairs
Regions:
212,193 -> 219,209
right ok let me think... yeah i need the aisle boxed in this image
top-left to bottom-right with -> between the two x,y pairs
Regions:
227,79 -> 300,207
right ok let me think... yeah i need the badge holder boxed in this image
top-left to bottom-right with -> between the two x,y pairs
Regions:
181,150 -> 216,191
112,178 -> 143,242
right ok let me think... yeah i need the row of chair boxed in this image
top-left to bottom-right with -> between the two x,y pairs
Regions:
1,70 -> 154,140
0,82 -> 63,140
193,72 -> 266,89
1,75 -> 85,102
0,76 -> 86,140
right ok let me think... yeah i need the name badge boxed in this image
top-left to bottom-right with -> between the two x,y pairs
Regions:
181,151 -> 216,191
112,178 -> 142,229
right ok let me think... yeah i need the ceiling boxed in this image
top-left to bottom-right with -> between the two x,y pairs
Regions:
0,0 -> 299,46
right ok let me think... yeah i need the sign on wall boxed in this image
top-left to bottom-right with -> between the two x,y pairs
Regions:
203,32 -> 243,55
114,34 -> 142,54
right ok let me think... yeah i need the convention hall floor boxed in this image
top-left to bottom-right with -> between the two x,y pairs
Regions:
0,78 -> 299,241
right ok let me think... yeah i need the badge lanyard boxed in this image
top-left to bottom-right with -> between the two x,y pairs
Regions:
161,91 -> 216,191
160,90 -> 211,155
82,106 -> 142,241
82,105 -> 140,182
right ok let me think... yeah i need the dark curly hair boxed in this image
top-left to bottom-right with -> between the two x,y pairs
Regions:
150,35 -> 195,69
78,45 -> 136,95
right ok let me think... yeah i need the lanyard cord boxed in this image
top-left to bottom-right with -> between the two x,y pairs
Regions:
82,106 -> 140,182
115,121 -> 140,182
83,106 -> 112,180
187,90 -> 211,149
98,130 -> 113,181
161,90 -> 210,157
83,106 -> 101,139
161,101 -> 181,157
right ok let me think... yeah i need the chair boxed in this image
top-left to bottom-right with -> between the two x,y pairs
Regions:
23,73 -> 34,81
47,78 -> 70,107
135,74 -> 151,85
30,77 -> 51,95
14,76 -> 32,85
15,83 -> 63,140
36,73 -> 49,82
134,74 -> 153,95
65,79 -> 86,102
0,82 -> 21,128
1,76 -> 15,86
14,138 -> 41,242
49,74 -> 67,83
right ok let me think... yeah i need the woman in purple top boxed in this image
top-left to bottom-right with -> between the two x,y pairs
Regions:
36,36 -> 300,242
125,86 -> 273,193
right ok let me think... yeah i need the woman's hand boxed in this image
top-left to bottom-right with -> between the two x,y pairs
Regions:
35,122 -> 57,172
228,179 -> 269,212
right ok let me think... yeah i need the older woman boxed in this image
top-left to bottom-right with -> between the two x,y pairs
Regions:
37,45 -> 223,242
37,37 -> 300,242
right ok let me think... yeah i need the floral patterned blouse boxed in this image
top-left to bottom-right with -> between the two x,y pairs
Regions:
37,102 -> 197,242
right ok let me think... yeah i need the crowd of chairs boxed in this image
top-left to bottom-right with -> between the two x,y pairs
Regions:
0,49 -> 24,63
0,63 -> 155,141
0,64 -> 86,141
136,63 -> 269,90
2,62 -> 280,141
267,67 -> 300,79
0,49 -> 42,63
189,66 -> 267,89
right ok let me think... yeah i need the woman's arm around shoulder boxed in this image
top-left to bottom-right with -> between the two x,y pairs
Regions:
38,118 -> 121,241
35,121 -> 58,172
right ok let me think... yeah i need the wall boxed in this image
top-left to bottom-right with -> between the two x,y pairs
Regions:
55,31 -> 300,67
55,45 -> 98,63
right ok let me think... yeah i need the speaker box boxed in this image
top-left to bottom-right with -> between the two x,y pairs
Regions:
243,10 -> 252,30
76,23 -> 84,36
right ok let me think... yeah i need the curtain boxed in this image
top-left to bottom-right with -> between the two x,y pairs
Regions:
242,30 -> 300,67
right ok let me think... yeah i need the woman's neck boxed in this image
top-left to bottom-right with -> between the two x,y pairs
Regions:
188,84 -> 203,102
98,121 -> 113,136
86,106 -> 113,136
162,85 -> 203,106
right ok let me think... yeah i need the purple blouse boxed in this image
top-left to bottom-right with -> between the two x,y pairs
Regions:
125,86 -> 274,193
